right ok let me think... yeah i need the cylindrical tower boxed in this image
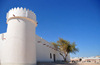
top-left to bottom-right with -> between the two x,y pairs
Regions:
1,7 -> 37,65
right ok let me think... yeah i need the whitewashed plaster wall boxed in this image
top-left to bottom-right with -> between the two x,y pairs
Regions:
35,35 -> 70,62
1,19 -> 36,65
0,33 -> 7,65
0,34 -> 2,64
0,33 -> 70,63
0,7 -> 70,65
1,7 -> 37,65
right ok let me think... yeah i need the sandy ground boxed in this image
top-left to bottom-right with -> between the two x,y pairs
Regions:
37,62 -> 100,65
76,63 -> 100,65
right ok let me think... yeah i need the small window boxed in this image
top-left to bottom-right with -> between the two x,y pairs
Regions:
50,53 -> 52,59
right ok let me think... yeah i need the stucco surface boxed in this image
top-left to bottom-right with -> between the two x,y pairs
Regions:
0,7 -> 70,65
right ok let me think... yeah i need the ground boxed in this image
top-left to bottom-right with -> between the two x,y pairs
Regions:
37,62 -> 100,65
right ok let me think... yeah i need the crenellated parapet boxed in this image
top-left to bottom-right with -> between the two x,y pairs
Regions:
6,7 -> 37,26
7,7 -> 36,21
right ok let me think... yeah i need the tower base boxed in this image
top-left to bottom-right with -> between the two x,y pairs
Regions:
1,63 -> 36,65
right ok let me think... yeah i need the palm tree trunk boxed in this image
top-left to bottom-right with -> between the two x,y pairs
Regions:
59,52 -> 68,62
64,53 -> 68,62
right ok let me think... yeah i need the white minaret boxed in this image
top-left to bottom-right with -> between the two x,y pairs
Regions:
1,7 -> 37,65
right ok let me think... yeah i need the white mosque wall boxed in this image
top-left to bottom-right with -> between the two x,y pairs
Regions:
0,33 -> 7,65
0,7 -> 70,65
35,35 -> 70,62
1,7 -> 37,65
0,33 -> 70,63
1,19 -> 36,65
0,34 -> 2,64
35,35 -> 53,62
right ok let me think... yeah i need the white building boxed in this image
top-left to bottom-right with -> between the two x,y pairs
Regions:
0,7 -> 70,65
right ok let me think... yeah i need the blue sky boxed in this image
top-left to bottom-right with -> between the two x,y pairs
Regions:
0,0 -> 100,57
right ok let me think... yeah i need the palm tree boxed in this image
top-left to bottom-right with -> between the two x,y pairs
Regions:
52,38 -> 79,62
